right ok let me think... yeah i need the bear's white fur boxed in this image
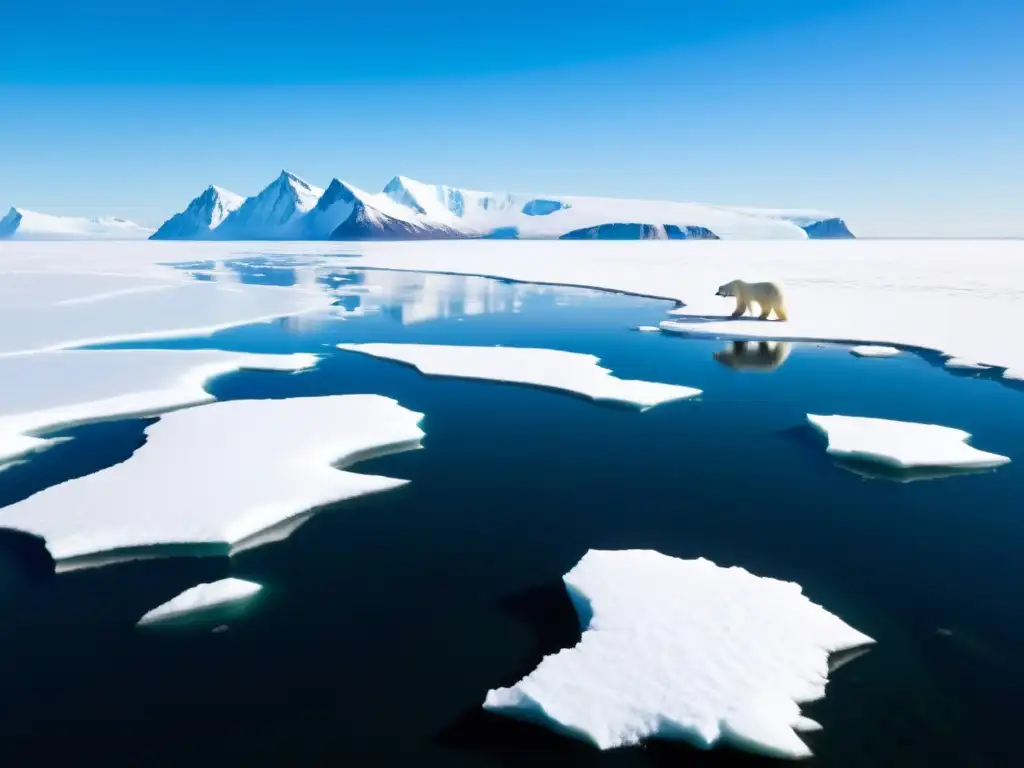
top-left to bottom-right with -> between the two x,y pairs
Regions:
715,280 -> 788,321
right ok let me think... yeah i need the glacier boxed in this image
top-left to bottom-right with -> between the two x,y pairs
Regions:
483,549 -> 874,758
147,172 -> 853,242
336,343 -> 701,408
0,394 -> 425,570
0,207 -> 153,240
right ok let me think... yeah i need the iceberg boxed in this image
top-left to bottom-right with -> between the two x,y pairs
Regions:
0,350 -> 319,464
336,343 -> 701,408
150,185 -> 245,240
0,207 -> 152,240
807,414 -> 1010,471
136,578 -> 262,627
0,394 -> 424,570
483,549 -> 874,758
849,345 -> 902,358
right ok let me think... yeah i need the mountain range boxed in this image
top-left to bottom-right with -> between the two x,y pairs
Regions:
1,171 -> 855,241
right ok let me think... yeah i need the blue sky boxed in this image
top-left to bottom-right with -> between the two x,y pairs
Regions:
1,0 -> 1021,237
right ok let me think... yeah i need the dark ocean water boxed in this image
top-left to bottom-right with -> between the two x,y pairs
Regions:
0,265 -> 1021,766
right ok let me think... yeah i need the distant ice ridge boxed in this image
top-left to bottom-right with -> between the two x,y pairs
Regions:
0,350 -> 319,464
149,172 -> 854,241
336,343 -> 701,408
0,207 -> 153,240
0,394 -> 424,571
483,549 -> 874,758
808,414 -> 1010,471
150,185 -> 244,239
137,578 -> 262,627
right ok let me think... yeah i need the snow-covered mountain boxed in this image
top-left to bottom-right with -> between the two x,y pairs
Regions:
150,185 -> 244,240
213,171 -> 323,240
149,172 -> 855,241
0,208 -> 153,241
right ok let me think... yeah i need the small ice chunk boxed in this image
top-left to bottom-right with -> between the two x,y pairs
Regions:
849,345 -> 901,358
944,357 -> 987,370
635,326 -> 661,332
483,549 -> 873,759
0,349 -> 319,464
0,395 -> 424,570
337,343 -> 699,409
137,578 -> 262,627
807,414 -> 1009,470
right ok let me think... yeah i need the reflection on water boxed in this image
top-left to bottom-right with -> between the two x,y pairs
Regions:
713,340 -> 792,372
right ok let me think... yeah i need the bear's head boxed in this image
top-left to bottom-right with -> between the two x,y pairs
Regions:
715,280 -> 741,297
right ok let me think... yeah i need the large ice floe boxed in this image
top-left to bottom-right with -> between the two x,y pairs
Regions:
0,350 -> 318,464
0,395 -> 424,571
483,549 -> 874,759
336,343 -> 700,408
137,578 -> 263,627
807,414 -> 1010,472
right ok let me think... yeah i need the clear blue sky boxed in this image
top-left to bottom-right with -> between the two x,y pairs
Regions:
1,0 -> 1021,237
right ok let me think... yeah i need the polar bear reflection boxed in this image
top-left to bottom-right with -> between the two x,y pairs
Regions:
714,341 -> 792,372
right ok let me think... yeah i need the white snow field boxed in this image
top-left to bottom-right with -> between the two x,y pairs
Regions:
137,578 -> 263,627
807,414 -> 1010,471
3,239 -> 1023,380
849,345 -> 902,358
0,259 -> 335,354
336,343 -> 701,408
0,208 -> 153,240
0,395 -> 425,570
0,350 -> 319,464
483,549 -> 874,759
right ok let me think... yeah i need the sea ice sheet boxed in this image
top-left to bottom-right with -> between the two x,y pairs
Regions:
336,343 -> 700,408
0,395 -> 424,569
137,578 -> 262,627
0,350 -> 319,464
807,414 -> 1010,470
849,345 -> 901,358
483,549 -> 874,758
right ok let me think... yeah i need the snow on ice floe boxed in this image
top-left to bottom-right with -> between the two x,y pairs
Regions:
137,578 -> 263,627
849,345 -> 902,358
0,395 -> 424,570
336,343 -> 700,408
483,549 -> 874,759
0,350 -> 318,464
807,414 -> 1010,472
0,269 -> 334,355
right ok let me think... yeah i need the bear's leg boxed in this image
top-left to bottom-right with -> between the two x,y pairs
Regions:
774,302 -> 788,322
731,299 -> 748,317
758,302 -> 771,320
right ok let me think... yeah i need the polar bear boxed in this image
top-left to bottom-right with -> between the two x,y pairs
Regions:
715,279 -> 788,321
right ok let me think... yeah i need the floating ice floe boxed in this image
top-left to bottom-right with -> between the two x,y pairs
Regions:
635,325 -> 661,332
137,578 -> 262,627
807,414 -> 1010,471
0,395 -> 424,571
944,357 -> 987,370
483,549 -> 873,759
849,345 -> 901,358
0,350 -> 319,464
336,343 -> 699,408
